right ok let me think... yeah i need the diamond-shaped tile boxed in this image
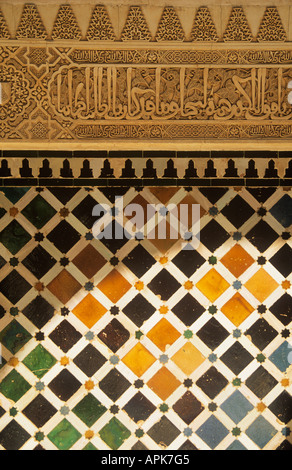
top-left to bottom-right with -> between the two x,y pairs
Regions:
245,268 -> 279,302
221,195 -> 255,229
172,342 -> 205,375
220,244 -> 255,277
22,344 -> 57,378
268,391 -> 292,424
48,369 -> 81,401
147,367 -> 181,400
269,244 -> 292,278
72,293 -> 107,328
0,270 -> 31,304
0,370 -> 31,402
147,318 -> 180,352
245,366 -> 278,399
122,244 -> 156,278
73,344 -> 106,377
196,269 -> 230,302
72,394 -> 107,427
123,392 -> 156,423
172,248 -> 205,278
147,416 -> 180,447
221,293 -> 254,327
0,319 -> 32,354
22,246 -> 56,279
220,342 -> 253,375
196,318 -> 229,351
21,195 -> 57,229
172,293 -> 205,326
99,369 -> 131,401
122,343 -> 156,377
200,219 -> 230,252
245,220 -> 278,253
22,296 -> 54,328
196,415 -> 229,449
0,420 -> 30,450
99,417 -> 131,450
97,269 -> 131,303
47,270 -> 82,305
270,194 -> 292,228
245,318 -> 278,350
221,390 -> 253,424
98,319 -> 130,352
0,220 -> 31,255
22,394 -> 57,428
72,244 -> 106,279
122,294 -> 156,327
269,293 -> 292,326
49,320 -> 82,353
72,194 -> 99,229
47,220 -> 80,253
268,342 -> 292,373
196,366 -> 228,399
245,416 -> 277,449
173,391 -> 204,424
48,419 -> 81,450
148,269 -> 181,301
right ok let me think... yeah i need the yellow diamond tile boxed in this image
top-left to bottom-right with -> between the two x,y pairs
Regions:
172,342 -> 205,375
147,318 -> 181,352
220,244 -> 255,278
245,268 -> 279,302
97,269 -> 131,303
147,367 -> 181,400
72,293 -> 107,328
221,293 -> 254,327
196,268 -> 230,302
122,343 -> 156,377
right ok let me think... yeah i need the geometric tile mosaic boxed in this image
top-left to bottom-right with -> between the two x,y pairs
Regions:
0,186 -> 291,450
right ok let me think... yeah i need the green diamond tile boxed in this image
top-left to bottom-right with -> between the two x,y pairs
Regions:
99,417 -> 131,450
0,369 -> 31,402
1,188 -> 30,204
22,344 -> 57,378
21,195 -> 57,229
0,320 -> 32,354
83,442 -> 98,450
0,220 -> 31,255
72,393 -> 107,427
48,419 -> 82,450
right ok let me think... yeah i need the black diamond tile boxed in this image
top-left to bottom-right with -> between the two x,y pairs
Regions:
245,366 -> 278,399
123,392 -> 156,423
99,369 -> 131,401
47,220 -> 80,253
100,222 -> 130,254
72,194 -> 98,229
246,220 -> 278,253
99,187 -> 130,204
270,294 -> 292,326
172,293 -> 205,326
147,269 -> 181,301
48,187 -> 80,205
48,369 -> 81,401
122,244 -> 156,278
196,366 -> 228,399
122,294 -> 156,327
0,270 -> 31,304
147,416 -> 180,447
179,440 -> 198,451
199,188 -> 228,205
245,318 -> 278,350
97,319 -> 130,353
22,394 -> 57,428
173,391 -> 204,424
196,318 -> 229,351
221,195 -> 255,229
22,296 -> 54,329
0,420 -> 30,450
200,219 -> 229,252
73,344 -> 106,377
172,249 -> 205,277
220,342 -> 253,375
268,391 -> 292,424
22,245 -> 56,279
0,255 -> 6,269
277,440 -> 292,451
246,188 -> 276,204
49,320 -> 82,353
269,244 -> 292,278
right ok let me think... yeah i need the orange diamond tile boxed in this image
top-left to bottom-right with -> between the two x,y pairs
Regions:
47,270 -> 81,304
221,293 -> 254,327
245,268 -> 279,302
147,318 -> 181,352
220,244 -> 255,278
196,268 -> 230,302
149,187 -> 180,205
97,269 -> 131,303
72,245 -> 106,279
148,220 -> 180,254
72,293 -> 107,328
179,194 -> 206,228
172,342 -> 205,375
122,343 -> 156,377
147,367 -> 181,400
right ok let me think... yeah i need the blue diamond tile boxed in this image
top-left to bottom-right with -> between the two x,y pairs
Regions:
246,416 -> 277,449
195,415 -> 229,449
227,440 -> 247,450
221,391 -> 253,424
269,342 -> 292,373
270,195 -> 292,228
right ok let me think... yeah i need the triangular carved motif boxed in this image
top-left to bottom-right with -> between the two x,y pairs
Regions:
86,5 -> 116,41
0,8 -> 10,39
51,4 -> 82,40
257,6 -> 287,42
121,6 -> 152,41
155,6 -> 185,42
223,7 -> 253,41
16,3 -> 47,39
190,7 -> 218,42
